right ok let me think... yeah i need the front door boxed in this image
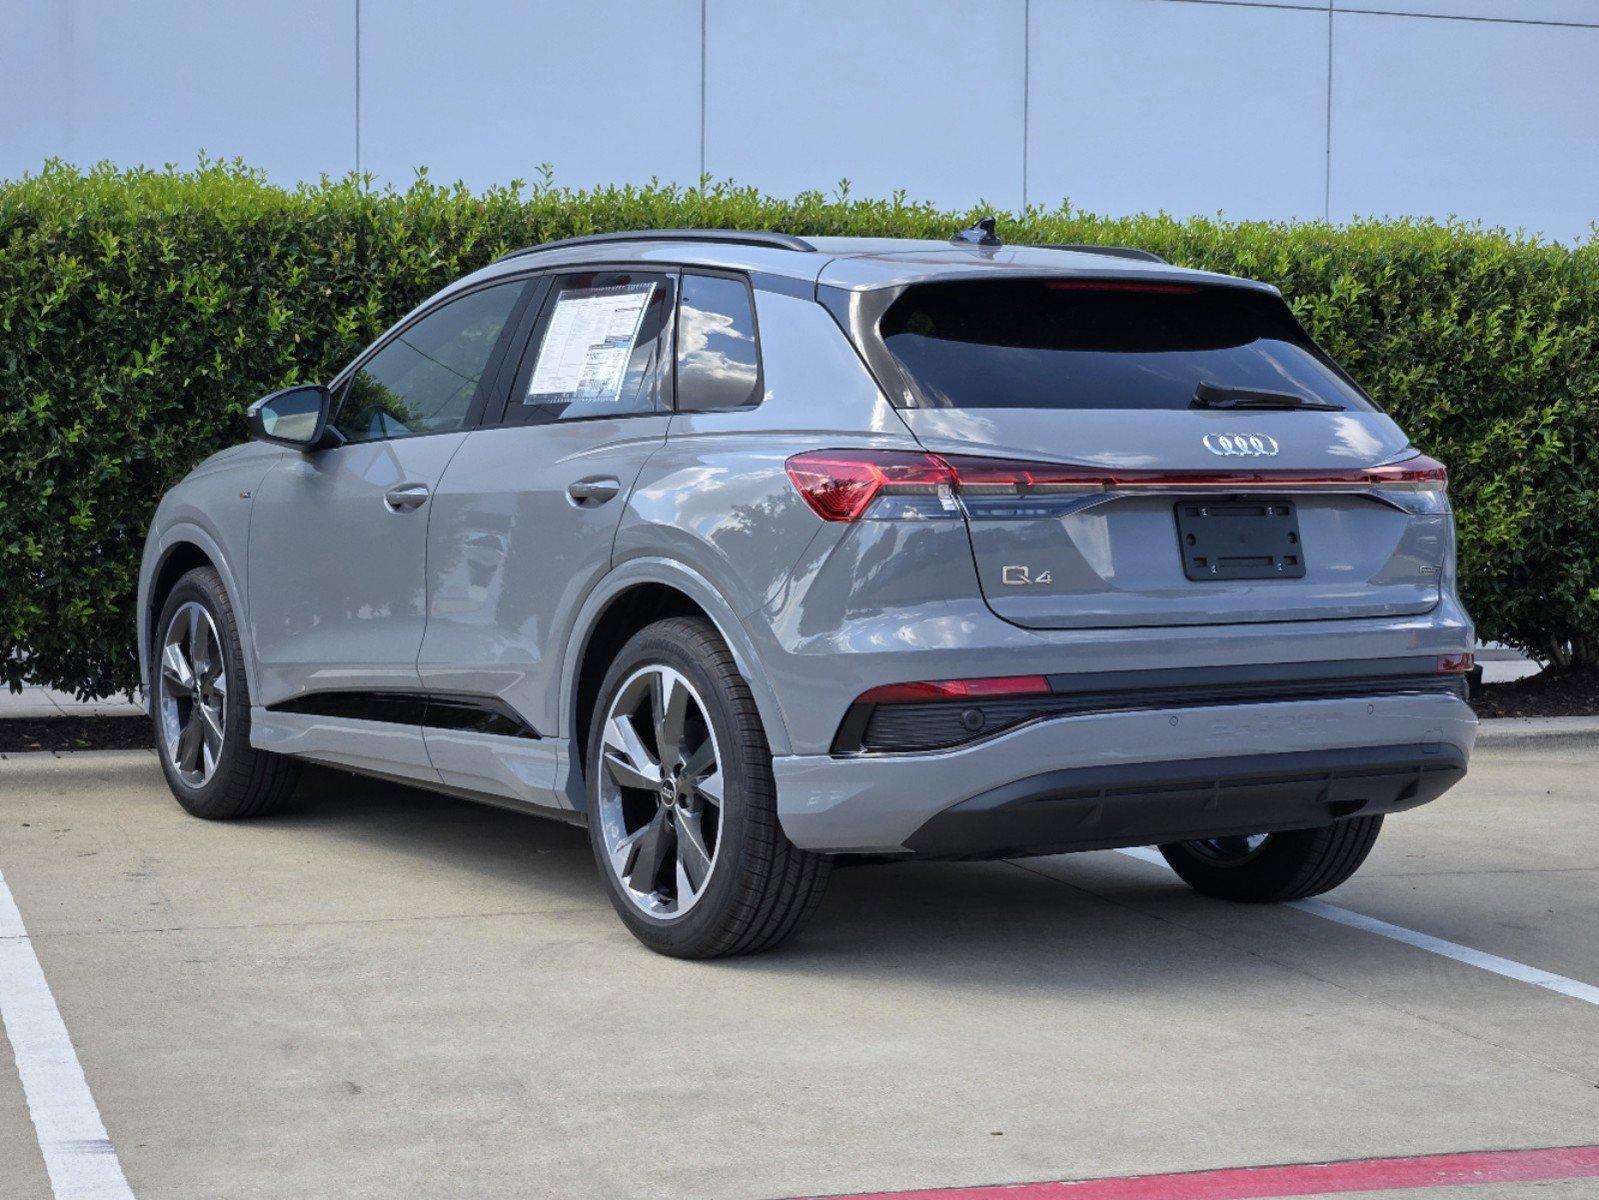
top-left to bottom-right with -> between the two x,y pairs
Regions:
248,279 -> 531,730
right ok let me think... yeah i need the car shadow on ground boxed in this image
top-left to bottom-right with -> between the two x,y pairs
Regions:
259,766 -> 1355,998
263,764 -> 600,893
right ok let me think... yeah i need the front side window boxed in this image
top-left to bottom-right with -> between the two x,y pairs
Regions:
676,272 -> 761,412
505,270 -> 675,425
334,281 -> 524,442
879,280 -> 1374,412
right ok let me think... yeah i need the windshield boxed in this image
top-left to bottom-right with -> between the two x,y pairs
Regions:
879,279 -> 1374,411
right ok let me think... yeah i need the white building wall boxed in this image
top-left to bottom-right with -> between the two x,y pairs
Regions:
1027,0 -> 1333,223
1330,10 -> 1599,239
1,1 -> 355,183
359,0 -> 702,192
2,0 -> 1595,240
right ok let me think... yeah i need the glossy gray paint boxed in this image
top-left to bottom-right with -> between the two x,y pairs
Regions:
140,233 -> 1476,855
419,414 -> 674,802
777,692 -> 1477,853
137,441 -> 280,702
248,432 -> 470,704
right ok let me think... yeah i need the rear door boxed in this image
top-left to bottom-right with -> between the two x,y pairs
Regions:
419,268 -> 677,801
867,276 -> 1449,630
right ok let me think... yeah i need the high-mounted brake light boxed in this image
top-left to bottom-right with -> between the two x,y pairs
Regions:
786,450 -> 1448,522
1043,280 -> 1199,295
856,675 -> 1051,704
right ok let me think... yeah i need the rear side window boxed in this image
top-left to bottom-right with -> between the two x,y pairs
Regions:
675,272 -> 761,412
879,280 -> 1373,412
505,270 -> 676,425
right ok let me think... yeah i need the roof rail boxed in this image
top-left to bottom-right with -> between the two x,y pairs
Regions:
494,228 -> 816,263
1034,243 -> 1169,265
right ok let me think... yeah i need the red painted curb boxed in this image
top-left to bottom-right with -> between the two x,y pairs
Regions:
801,1144 -> 1599,1200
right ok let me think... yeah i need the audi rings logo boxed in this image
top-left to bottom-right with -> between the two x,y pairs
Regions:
1202,432 -> 1280,457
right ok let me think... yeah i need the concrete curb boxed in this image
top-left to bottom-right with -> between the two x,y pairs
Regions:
0,748 -> 156,764
1473,715 -> 1599,745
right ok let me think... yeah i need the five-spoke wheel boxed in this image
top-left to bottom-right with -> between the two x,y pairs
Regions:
596,664 -> 723,917
157,600 -> 228,787
585,617 -> 831,957
150,566 -> 300,819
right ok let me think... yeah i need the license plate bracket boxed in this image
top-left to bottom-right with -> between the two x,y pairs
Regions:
1175,496 -> 1306,581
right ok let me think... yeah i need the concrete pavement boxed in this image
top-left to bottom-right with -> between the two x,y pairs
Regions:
0,742 -> 1595,1199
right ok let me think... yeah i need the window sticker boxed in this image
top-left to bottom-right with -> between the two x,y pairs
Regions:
525,282 -> 656,404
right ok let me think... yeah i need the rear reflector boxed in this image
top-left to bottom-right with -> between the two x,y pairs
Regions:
1437,652 -> 1475,674
786,449 -> 1449,521
856,675 -> 1051,704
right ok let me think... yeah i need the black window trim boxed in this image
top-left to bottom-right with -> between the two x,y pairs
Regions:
326,274 -> 541,445
485,262 -> 682,428
672,267 -> 765,414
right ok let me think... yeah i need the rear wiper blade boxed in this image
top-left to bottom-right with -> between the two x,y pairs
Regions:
1191,383 -> 1343,412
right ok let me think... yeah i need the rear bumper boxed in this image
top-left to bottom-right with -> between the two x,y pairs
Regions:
902,742 -> 1463,859
772,692 -> 1476,855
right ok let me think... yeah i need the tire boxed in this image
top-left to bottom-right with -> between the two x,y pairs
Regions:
150,566 -> 300,819
1157,816 -> 1384,903
584,617 -> 831,958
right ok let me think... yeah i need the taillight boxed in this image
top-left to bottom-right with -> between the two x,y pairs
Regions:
1361,455 -> 1448,492
786,449 -> 1448,522
942,453 -> 1449,495
785,450 -> 954,522
941,456 -> 1114,494
1437,652 -> 1474,674
856,675 -> 1051,704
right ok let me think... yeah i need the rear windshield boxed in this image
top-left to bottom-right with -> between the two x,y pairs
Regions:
878,280 -> 1374,411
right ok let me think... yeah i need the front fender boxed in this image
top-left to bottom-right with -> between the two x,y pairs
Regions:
138,449 -> 280,703
138,521 -> 257,701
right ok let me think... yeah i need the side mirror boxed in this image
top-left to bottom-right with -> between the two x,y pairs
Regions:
247,384 -> 339,450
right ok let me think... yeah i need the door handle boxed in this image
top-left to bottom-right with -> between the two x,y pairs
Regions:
384,483 -> 431,512
567,476 -> 621,506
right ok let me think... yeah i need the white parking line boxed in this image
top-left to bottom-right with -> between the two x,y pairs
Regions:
0,870 -> 134,1200
1115,846 -> 1599,1008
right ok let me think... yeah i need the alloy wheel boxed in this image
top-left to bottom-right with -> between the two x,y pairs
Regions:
157,601 -> 228,788
595,664 -> 723,918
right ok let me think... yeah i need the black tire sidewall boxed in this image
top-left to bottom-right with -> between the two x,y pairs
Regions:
1160,834 -> 1307,901
1159,818 -> 1383,903
151,568 -> 252,815
584,620 -> 765,955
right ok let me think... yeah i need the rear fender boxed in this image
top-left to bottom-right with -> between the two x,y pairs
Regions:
557,557 -> 795,811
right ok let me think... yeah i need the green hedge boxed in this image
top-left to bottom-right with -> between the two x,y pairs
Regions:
3,161 -> 1597,698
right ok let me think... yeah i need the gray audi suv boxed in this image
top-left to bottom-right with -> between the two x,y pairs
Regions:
138,222 -> 1476,957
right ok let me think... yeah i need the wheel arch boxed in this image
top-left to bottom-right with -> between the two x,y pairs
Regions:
560,558 -> 794,808
139,525 -> 256,705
